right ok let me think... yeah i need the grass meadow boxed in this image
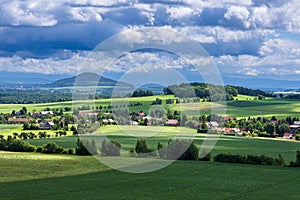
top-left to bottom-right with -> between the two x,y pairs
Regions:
0,95 -> 299,119
1,95 -> 300,199
27,126 -> 300,162
1,150 -> 300,200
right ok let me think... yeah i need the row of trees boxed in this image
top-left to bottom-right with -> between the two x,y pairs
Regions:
164,82 -> 273,100
0,92 -> 71,104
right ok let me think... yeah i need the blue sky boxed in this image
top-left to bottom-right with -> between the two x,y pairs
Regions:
0,0 -> 300,83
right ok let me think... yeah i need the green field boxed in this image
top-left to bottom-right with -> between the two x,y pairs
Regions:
1,95 -> 299,119
1,151 -> 300,200
1,96 -> 300,199
27,126 -> 300,162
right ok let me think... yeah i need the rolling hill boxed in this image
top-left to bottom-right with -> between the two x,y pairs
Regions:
45,72 -> 132,88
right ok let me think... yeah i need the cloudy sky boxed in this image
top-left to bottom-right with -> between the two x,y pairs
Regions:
0,0 -> 300,84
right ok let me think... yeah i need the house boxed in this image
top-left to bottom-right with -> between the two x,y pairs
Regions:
40,111 -> 53,116
165,119 -> 179,126
136,112 -> 146,119
108,119 -> 115,124
7,117 -> 29,124
223,116 -> 236,121
78,111 -> 98,116
39,122 -> 54,130
102,119 -> 109,125
130,121 -> 139,126
206,121 -> 219,128
283,132 -> 293,139
289,122 -> 300,133
225,128 -> 242,135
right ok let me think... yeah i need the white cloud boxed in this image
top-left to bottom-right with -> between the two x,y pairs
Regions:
69,7 -> 103,22
167,6 -> 194,20
224,5 -> 250,28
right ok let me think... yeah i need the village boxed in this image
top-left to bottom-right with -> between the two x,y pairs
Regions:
3,104 -> 300,141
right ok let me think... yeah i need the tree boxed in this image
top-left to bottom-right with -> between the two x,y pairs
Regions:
295,151 -> 300,167
23,122 -> 30,130
135,139 -> 149,154
42,142 -> 64,154
278,124 -> 290,136
264,123 -> 275,136
101,140 -> 121,156
274,154 -> 285,166
75,139 -> 91,155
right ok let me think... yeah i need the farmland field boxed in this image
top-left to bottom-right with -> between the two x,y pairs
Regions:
1,95 -> 300,200
27,126 -> 300,162
0,95 -> 299,119
1,151 -> 300,200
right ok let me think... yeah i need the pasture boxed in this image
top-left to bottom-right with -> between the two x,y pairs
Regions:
0,150 -> 300,200
28,126 -> 300,162
0,95 -> 299,119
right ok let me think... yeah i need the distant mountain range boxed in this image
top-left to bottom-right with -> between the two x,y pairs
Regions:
44,72 -> 131,88
0,71 -> 69,85
0,71 -> 299,91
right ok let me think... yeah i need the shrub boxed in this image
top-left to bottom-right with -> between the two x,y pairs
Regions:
135,139 -> 149,154
101,140 -> 121,156
164,140 -> 198,160
157,142 -> 165,159
42,142 -> 64,154
251,133 -> 258,137
179,142 -> 199,161
67,148 -> 74,155
274,154 -> 285,166
7,139 -> 36,152
36,146 -> 44,153
199,151 -> 211,161
197,129 -> 208,133
75,139 -> 92,156
295,150 -> 300,167
62,150 -> 68,154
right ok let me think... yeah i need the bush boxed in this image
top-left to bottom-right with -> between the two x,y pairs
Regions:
67,148 -> 74,155
197,129 -> 208,133
135,139 -> 149,154
199,151 -> 211,161
157,142 -> 165,159
42,142 -> 64,154
295,151 -> 300,167
214,153 -> 275,166
251,133 -> 258,137
101,140 -> 121,156
75,139 -> 92,156
36,146 -> 44,153
7,139 -> 36,152
62,150 -> 68,154
214,153 -> 246,164
179,142 -> 199,160
164,140 -> 198,160
274,154 -> 285,166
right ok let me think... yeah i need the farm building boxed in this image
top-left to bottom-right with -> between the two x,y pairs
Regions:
283,132 -> 293,139
40,111 -> 53,116
165,119 -> 179,126
39,122 -> 54,130
7,117 -> 29,124
225,128 -> 242,136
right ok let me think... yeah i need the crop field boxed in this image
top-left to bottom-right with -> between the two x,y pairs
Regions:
0,95 -> 299,119
27,126 -> 300,162
1,95 -> 300,200
1,150 -> 300,200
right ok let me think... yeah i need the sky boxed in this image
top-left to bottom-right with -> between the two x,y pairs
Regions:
0,0 -> 300,84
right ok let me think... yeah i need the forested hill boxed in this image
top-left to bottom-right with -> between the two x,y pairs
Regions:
164,83 -> 273,100
45,72 -> 131,88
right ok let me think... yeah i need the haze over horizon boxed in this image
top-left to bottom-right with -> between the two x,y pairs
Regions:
0,0 -> 300,88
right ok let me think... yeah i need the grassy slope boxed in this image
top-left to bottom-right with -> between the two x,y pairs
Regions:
1,151 -> 300,200
1,94 -> 299,119
27,126 -> 300,162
